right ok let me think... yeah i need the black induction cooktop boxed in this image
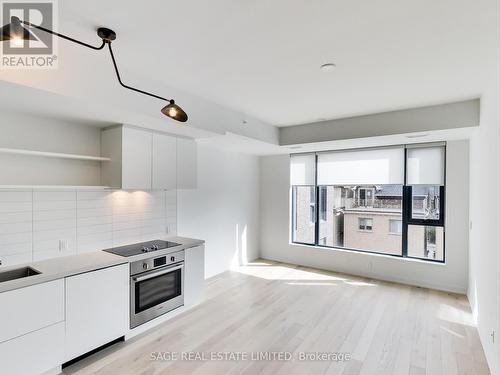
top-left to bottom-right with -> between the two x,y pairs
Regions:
103,240 -> 181,257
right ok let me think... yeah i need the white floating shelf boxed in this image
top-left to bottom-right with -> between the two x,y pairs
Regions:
0,147 -> 111,161
0,185 -> 111,190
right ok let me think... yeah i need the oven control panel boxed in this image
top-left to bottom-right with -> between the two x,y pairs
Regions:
130,250 -> 185,276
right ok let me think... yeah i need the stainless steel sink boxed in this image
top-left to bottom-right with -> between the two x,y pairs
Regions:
0,266 -> 41,283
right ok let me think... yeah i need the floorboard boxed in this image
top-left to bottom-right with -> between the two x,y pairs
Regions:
63,259 -> 490,375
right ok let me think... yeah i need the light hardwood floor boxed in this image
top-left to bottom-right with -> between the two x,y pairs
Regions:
64,259 -> 490,375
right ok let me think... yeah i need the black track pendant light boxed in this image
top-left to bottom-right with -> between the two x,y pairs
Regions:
0,16 -> 36,41
0,17 -> 188,123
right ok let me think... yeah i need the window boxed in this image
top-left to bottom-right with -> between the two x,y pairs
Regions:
291,186 -> 316,244
309,188 -> 316,224
319,186 -> 327,221
316,185 -> 402,254
405,144 -> 445,261
359,218 -> 373,231
389,219 -> 402,234
313,148 -> 405,255
407,225 -> 444,261
410,185 -> 441,221
290,143 -> 446,262
290,154 -> 316,245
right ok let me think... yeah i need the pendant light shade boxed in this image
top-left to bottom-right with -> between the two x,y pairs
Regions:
161,100 -> 188,122
0,16 -> 36,41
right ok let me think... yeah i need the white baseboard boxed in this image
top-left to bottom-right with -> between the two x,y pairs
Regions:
261,255 -> 467,294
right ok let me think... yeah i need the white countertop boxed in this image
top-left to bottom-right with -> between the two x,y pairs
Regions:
0,236 -> 204,293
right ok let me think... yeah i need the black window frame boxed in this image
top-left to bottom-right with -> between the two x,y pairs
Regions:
319,186 -> 327,222
405,185 -> 445,226
290,144 -> 446,263
291,185 -> 317,245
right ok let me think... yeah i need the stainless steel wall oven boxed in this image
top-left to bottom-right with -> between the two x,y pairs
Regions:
130,250 -> 184,328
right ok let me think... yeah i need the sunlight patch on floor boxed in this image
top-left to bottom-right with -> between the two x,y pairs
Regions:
438,303 -> 475,327
235,261 -> 348,282
286,281 -> 339,286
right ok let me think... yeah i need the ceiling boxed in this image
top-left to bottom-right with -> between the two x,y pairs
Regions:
0,0 -> 497,129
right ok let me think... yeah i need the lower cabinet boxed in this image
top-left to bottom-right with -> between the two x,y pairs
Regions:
0,279 -> 64,343
0,316 -> 64,375
0,279 -> 64,375
64,264 -> 129,362
184,245 -> 205,306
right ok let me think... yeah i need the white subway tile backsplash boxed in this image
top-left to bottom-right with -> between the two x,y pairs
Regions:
0,201 -> 32,213
0,242 -> 32,256
76,231 -> 113,254
0,189 -> 177,267
77,223 -> 113,236
77,207 -> 113,219
0,232 -> 33,246
33,246 -> 77,261
0,191 -> 32,202
33,218 -> 76,232
0,221 -> 33,234
33,191 -> 77,259
34,238 -> 77,252
77,190 -> 113,200
0,252 -> 32,267
33,200 -> 76,211
33,209 -> 76,221
77,215 -> 113,227
0,211 -> 32,224
0,191 -> 32,263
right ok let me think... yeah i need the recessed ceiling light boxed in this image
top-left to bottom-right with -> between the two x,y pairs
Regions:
320,63 -> 336,72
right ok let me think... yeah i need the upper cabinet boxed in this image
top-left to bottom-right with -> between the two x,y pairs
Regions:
177,137 -> 197,189
101,125 -> 196,190
152,132 -> 177,190
122,127 -> 153,190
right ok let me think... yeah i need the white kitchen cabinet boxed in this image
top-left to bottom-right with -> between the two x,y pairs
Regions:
177,137 -> 197,189
152,132 -> 177,190
65,264 -> 129,362
0,279 -> 64,343
184,245 -> 205,306
101,126 -> 152,190
0,322 -> 64,375
102,125 -> 189,191
122,127 -> 153,190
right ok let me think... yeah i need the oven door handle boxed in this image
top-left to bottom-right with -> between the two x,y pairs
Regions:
133,263 -> 184,282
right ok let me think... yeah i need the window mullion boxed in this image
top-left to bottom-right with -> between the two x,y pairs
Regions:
314,154 -> 319,246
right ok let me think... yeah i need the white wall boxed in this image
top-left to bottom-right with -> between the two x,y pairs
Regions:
0,112 -> 105,186
468,86 -> 500,374
259,140 -> 469,293
177,143 -> 260,278
0,189 -> 176,268
280,100 -> 479,145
